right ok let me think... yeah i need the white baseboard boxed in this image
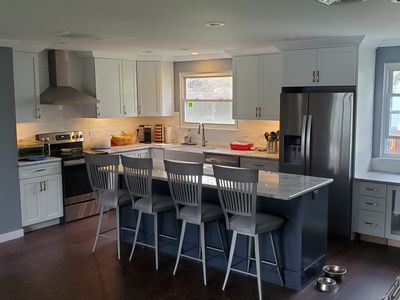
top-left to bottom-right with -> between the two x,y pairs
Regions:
0,229 -> 24,244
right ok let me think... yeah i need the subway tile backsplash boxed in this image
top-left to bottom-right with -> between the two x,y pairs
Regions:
16,106 -> 279,149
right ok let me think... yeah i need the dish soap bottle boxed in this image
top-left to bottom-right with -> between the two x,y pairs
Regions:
187,129 -> 192,144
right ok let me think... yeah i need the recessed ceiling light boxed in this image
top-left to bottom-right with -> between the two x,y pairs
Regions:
205,22 -> 225,27
191,52 -> 198,55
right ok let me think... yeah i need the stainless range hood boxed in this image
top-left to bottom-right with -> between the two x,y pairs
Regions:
40,50 -> 99,105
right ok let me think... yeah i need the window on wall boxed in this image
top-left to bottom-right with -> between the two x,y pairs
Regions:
180,72 -> 235,127
382,63 -> 400,157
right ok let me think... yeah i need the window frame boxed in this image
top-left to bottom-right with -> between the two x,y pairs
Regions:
179,71 -> 237,129
381,63 -> 400,158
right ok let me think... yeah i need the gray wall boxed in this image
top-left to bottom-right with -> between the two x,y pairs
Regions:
173,58 -> 232,112
0,47 -> 22,235
373,46 -> 400,157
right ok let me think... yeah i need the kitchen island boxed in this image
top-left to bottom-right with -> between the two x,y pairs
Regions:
118,162 -> 333,290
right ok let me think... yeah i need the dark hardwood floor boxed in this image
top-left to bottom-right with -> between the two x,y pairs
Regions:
1,212 -> 399,300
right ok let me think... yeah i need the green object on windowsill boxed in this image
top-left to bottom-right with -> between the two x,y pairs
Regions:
188,102 -> 193,108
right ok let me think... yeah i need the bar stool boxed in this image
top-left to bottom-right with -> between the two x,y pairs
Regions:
164,159 -> 227,286
85,153 -> 130,260
121,156 -> 175,270
213,165 -> 285,300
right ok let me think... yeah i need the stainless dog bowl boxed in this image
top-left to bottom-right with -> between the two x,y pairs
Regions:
323,265 -> 347,281
315,277 -> 339,292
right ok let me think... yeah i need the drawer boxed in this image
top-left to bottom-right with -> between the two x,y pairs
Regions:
240,157 -> 279,172
19,162 -> 61,180
359,181 -> 386,198
358,209 -> 385,237
359,195 -> 386,213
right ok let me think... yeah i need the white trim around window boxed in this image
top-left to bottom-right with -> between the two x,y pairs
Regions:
380,62 -> 400,158
179,71 -> 237,130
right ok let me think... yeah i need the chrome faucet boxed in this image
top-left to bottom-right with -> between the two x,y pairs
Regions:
198,123 -> 207,147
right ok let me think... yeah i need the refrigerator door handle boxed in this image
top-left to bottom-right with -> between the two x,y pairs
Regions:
305,115 -> 312,175
301,115 -> 308,173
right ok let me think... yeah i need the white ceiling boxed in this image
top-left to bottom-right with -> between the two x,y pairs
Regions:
0,0 -> 399,57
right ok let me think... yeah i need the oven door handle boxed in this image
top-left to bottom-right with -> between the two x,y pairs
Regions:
63,159 -> 86,167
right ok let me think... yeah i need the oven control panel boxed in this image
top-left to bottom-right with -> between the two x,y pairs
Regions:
36,131 -> 84,144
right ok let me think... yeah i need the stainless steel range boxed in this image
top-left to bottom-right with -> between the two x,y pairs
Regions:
36,131 -> 105,222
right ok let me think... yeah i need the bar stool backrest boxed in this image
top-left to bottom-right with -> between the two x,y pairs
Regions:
213,165 -> 259,232
85,153 -> 119,193
121,156 -> 153,201
164,160 -> 203,217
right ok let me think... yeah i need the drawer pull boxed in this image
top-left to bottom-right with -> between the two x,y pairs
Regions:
364,222 -> 378,227
365,202 -> 378,206
366,188 -> 378,192
34,169 -> 46,172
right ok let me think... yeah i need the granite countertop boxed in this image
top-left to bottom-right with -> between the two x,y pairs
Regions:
118,160 -> 332,200
93,143 -> 279,160
18,157 -> 62,167
355,171 -> 400,185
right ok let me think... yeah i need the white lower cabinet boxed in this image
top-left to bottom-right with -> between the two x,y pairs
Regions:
120,149 -> 151,159
353,180 -> 400,241
19,162 -> 63,227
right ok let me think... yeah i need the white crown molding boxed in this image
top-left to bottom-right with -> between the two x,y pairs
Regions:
0,39 -> 46,52
225,46 -> 280,57
0,229 -> 23,244
277,35 -> 365,51
173,52 -> 230,62
378,39 -> 400,48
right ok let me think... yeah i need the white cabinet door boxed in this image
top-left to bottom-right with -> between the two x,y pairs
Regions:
121,60 -> 138,117
260,53 -> 282,120
233,56 -> 261,119
20,178 -> 41,226
13,51 -> 41,122
40,174 -> 63,221
137,61 -> 160,116
283,49 -> 318,87
94,58 -> 123,118
316,46 -> 357,86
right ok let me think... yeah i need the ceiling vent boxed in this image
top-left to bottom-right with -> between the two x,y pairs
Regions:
317,0 -> 367,5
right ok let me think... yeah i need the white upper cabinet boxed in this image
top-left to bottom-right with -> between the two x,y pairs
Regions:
137,61 -> 174,117
283,49 -> 317,87
260,53 -> 282,120
233,53 -> 282,120
13,51 -> 41,122
317,46 -> 357,86
121,60 -> 138,117
83,57 -> 138,118
94,58 -> 123,118
233,56 -> 261,120
283,46 -> 357,87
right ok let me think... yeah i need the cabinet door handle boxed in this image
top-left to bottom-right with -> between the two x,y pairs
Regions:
123,105 -> 127,115
35,169 -> 46,173
364,222 -> 378,227
43,181 -> 46,191
365,202 -> 378,206
312,71 -> 316,83
36,107 -> 41,119
39,182 -> 42,192
366,188 -> 378,192
258,107 -> 261,118
316,71 -> 320,83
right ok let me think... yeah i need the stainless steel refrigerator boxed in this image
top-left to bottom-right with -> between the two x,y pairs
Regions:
279,91 -> 354,238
